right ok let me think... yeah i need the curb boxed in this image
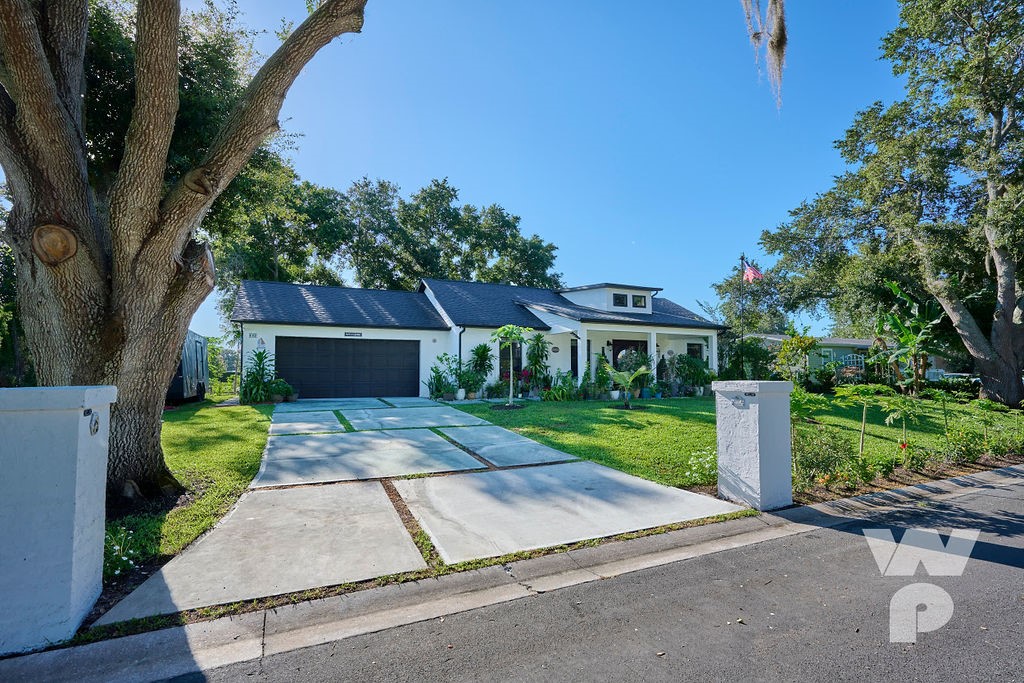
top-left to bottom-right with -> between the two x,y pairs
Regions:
3,464 -> 1021,682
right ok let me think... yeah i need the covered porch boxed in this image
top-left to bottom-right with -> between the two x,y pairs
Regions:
579,324 -> 718,381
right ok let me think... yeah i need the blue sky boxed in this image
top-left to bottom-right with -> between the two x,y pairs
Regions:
186,1 -> 906,337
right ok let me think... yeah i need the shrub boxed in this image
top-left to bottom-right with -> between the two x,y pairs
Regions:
268,378 -> 293,398
673,354 -> 710,389
525,333 -> 552,391
469,343 -> 495,377
424,361 -> 456,398
240,349 -> 274,404
792,424 -> 857,491
926,376 -> 978,398
942,422 -> 985,464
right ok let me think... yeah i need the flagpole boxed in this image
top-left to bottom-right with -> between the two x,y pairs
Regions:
738,253 -> 745,380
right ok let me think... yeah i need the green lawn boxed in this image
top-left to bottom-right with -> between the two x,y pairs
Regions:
107,400 -> 273,574
458,398 -> 719,487
814,397 -> 1022,459
457,396 -> 1022,488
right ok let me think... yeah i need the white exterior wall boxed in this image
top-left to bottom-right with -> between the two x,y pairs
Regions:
241,323 -> 455,397
561,288 -> 607,311
459,326 -> 575,386
561,287 -> 654,314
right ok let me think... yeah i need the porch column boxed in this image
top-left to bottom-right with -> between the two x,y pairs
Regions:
577,329 -> 589,381
648,330 -> 658,372
709,333 -> 719,373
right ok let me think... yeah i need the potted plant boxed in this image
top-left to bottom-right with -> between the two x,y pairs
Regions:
268,378 -> 293,403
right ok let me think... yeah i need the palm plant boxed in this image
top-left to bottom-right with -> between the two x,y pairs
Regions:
490,324 -> 532,406
604,360 -> 651,409
469,343 -> 494,377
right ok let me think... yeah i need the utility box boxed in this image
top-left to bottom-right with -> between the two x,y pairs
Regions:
712,380 -> 793,511
0,386 -> 117,656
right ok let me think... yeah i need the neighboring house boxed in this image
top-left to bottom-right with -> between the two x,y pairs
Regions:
232,279 -> 725,398
747,332 -> 949,379
748,333 -> 878,371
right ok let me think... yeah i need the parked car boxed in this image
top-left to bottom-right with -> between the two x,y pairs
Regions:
166,330 -> 209,404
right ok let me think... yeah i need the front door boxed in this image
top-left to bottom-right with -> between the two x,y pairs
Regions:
611,340 -> 648,369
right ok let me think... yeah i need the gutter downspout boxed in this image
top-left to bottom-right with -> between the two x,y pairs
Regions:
458,326 -> 466,366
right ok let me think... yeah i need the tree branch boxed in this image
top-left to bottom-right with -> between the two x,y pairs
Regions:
155,0 -> 367,256
109,0 -> 181,264
914,237 -> 995,362
39,0 -> 88,130
0,0 -> 85,186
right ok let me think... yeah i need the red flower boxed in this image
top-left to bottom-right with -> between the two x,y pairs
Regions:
899,442 -> 907,450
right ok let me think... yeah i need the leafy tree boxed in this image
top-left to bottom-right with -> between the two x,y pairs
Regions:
773,324 -> 819,384
345,178 -> 563,290
761,0 -> 1024,407
211,151 -> 349,321
0,0 -> 368,496
490,324 -> 532,406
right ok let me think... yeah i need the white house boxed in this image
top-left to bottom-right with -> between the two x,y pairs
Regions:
232,278 -> 725,398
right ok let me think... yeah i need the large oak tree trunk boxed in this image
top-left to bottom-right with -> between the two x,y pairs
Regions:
0,0 -> 366,498
11,207 -> 213,496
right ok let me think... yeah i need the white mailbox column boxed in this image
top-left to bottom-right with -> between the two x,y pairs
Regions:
0,386 -> 118,656
712,380 -> 792,511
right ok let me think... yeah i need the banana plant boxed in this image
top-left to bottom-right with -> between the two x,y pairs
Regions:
873,281 -> 945,395
604,361 -> 651,410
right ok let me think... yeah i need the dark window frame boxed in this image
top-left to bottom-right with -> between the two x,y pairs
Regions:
632,294 -> 647,308
612,293 -> 628,307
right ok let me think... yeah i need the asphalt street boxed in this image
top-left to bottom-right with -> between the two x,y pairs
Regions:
179,481 -> 1024,682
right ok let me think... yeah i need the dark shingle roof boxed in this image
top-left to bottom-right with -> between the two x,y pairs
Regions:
419,279 -> 553,329
421,278 -> 724,331
231,280 -> 450,330
557,282 -> 663,293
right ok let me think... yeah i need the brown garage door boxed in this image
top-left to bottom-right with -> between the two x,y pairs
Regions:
274,337 -> 420,398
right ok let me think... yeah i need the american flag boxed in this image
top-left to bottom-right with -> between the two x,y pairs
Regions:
743,261 -> 764,283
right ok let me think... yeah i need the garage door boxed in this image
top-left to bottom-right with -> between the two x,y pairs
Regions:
275,337 -> 420,398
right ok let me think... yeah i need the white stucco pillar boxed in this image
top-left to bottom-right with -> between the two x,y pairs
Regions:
0,386 -> 118,655
577,329 -> 588,380
709,333 -> 719,372
648,330 -> 658,372
712,380 -> 792,511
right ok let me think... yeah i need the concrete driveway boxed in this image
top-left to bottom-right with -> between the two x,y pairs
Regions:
97,399 -> 742,624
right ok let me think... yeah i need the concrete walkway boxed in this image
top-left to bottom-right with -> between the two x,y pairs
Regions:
97,399 -> 742,624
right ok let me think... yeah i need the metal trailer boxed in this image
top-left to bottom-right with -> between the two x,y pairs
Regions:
166,330 -> 210,404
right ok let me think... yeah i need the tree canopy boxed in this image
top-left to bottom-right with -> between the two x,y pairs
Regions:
754,0 -> 1024,405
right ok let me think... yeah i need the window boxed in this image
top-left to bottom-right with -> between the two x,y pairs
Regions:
498,342 -> 522,381
687,343 -> 703,359
613,293 -> 627,307
570,338 -> 579,377
632,295 -> 647,308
